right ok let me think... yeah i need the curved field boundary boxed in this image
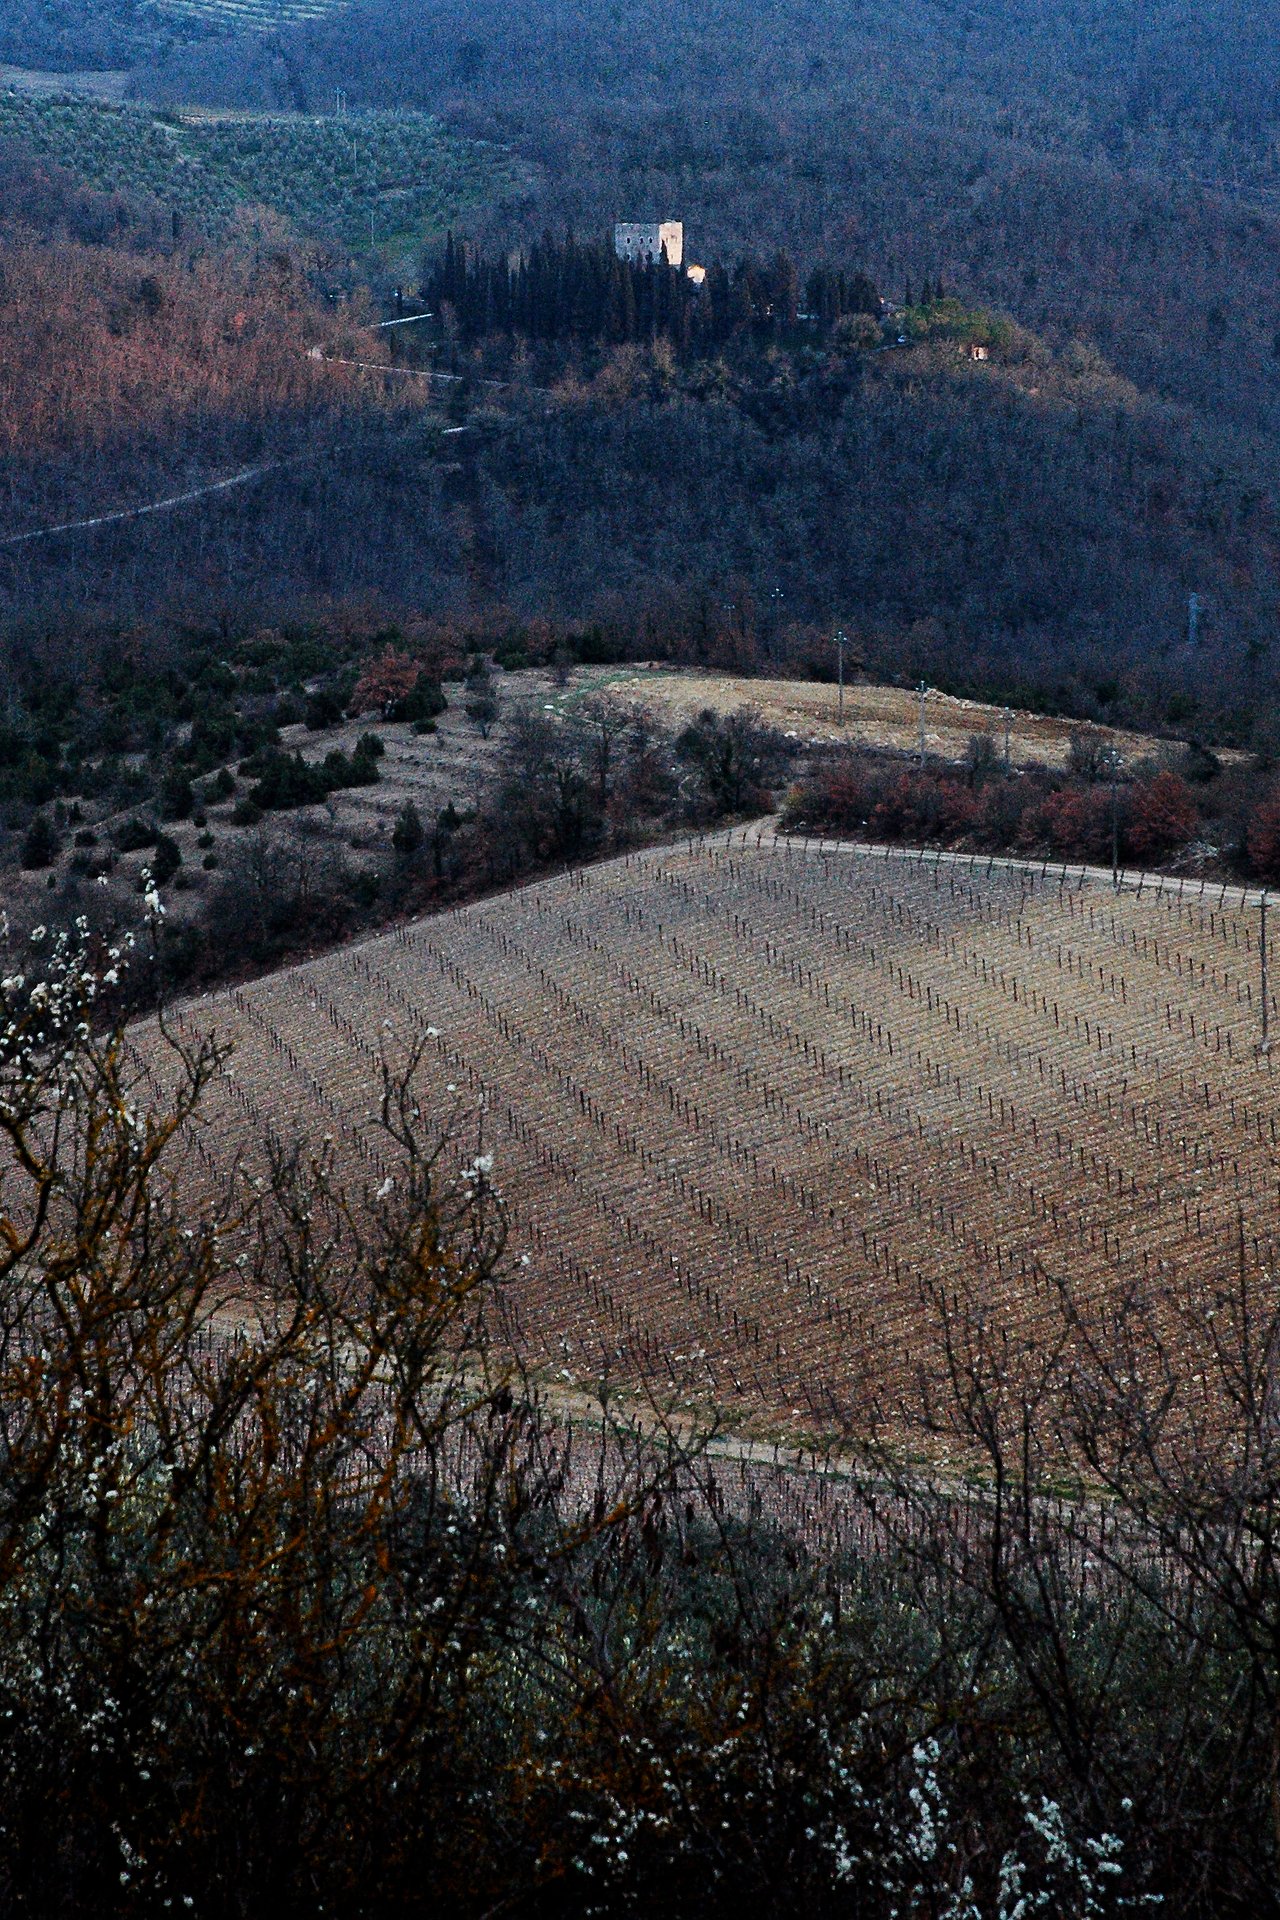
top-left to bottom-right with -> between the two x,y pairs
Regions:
134,829 -> 1280,1434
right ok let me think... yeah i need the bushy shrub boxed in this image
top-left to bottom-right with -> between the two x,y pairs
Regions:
322,744 -> 381,790
392,800 -> 425,856
1247,784 -> 1280,877
159,766 -> 195,821
20,811 -> 58,870
149,832 -> 182,886
1025,783 -> 1113,858
305,685 -> 347,730
249,748 -> 329,811
392,676 -> 448,725
351,648 -> 423,716
1127,769 -> 1198,859
114,815 -> 159,853
785,749 -> 1199,868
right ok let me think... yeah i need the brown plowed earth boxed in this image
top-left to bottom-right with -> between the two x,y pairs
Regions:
132,833 -> 1280,1438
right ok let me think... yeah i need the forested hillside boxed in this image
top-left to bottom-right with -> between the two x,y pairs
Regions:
0,130 -> 1271,740
0,0 -> 208,70
0,0 -> 339,69
142,0 -> 1280,448
3,0 -> 1280,743
144,0 -> 1280,197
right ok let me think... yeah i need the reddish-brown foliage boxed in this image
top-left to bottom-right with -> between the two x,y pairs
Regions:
0,236 -> 371,456
351,647 -> 425,715
1022,784 -> 1111,858
1128,770 -> 1198,859
1247,785 -> 1280,878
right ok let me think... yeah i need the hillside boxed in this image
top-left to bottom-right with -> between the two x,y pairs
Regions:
8,2 -> 1280,1905
7,258 -> 1276,746
0,90 -> 525,252
582,666 -> 1184,766
139,832 -> 1280,1434
142,0 -> 1280,447
0,0 -> 343,70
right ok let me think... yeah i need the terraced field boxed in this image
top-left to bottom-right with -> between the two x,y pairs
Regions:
139,833 -> 1280,1434
0,92 -> 522,248
158,0 -> 344,23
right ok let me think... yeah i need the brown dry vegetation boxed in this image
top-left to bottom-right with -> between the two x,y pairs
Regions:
0,234 -> 367,457
136,831 -> 1280,1438
587,666 -> 1185,770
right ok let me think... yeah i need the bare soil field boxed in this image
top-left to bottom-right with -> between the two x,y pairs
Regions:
137,830 -> 1280,1438
582,666 -> 1186,770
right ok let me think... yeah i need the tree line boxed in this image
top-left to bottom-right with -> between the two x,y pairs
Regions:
425,230 -> 883,349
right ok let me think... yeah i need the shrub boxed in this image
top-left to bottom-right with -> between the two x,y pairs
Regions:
250,749 -> 329,811
159,767 -> 195,821
149,832 -> 182,886
304,686 -> 347,730
465,666 -> 501,739
392,800 -> 425,857
870,770 -> 927,838
20,812 -> 59,870
1247,785 -> 1280,877
393,677 -> 447,726
114,815 -> 159,853
965,730 -> 1000,783
780,760 -> 875,832
1029,784 -> 1112,858
351,647 -> 423,716
1127,770 -> 1198,860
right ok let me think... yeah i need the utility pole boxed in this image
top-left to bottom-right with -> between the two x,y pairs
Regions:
917,680 -> 928,768
1261,889 -> 1271,1054
835,629 -> 846,727
1003,706 -> 1011,776
1109,748 -> 1122,889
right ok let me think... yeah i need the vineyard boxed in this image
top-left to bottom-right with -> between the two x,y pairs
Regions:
0,92 -> 521,247
138,832 -> 1280,1436
157,0 -> 345,26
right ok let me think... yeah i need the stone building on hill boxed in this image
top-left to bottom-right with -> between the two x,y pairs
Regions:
614,220 -> 684,269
